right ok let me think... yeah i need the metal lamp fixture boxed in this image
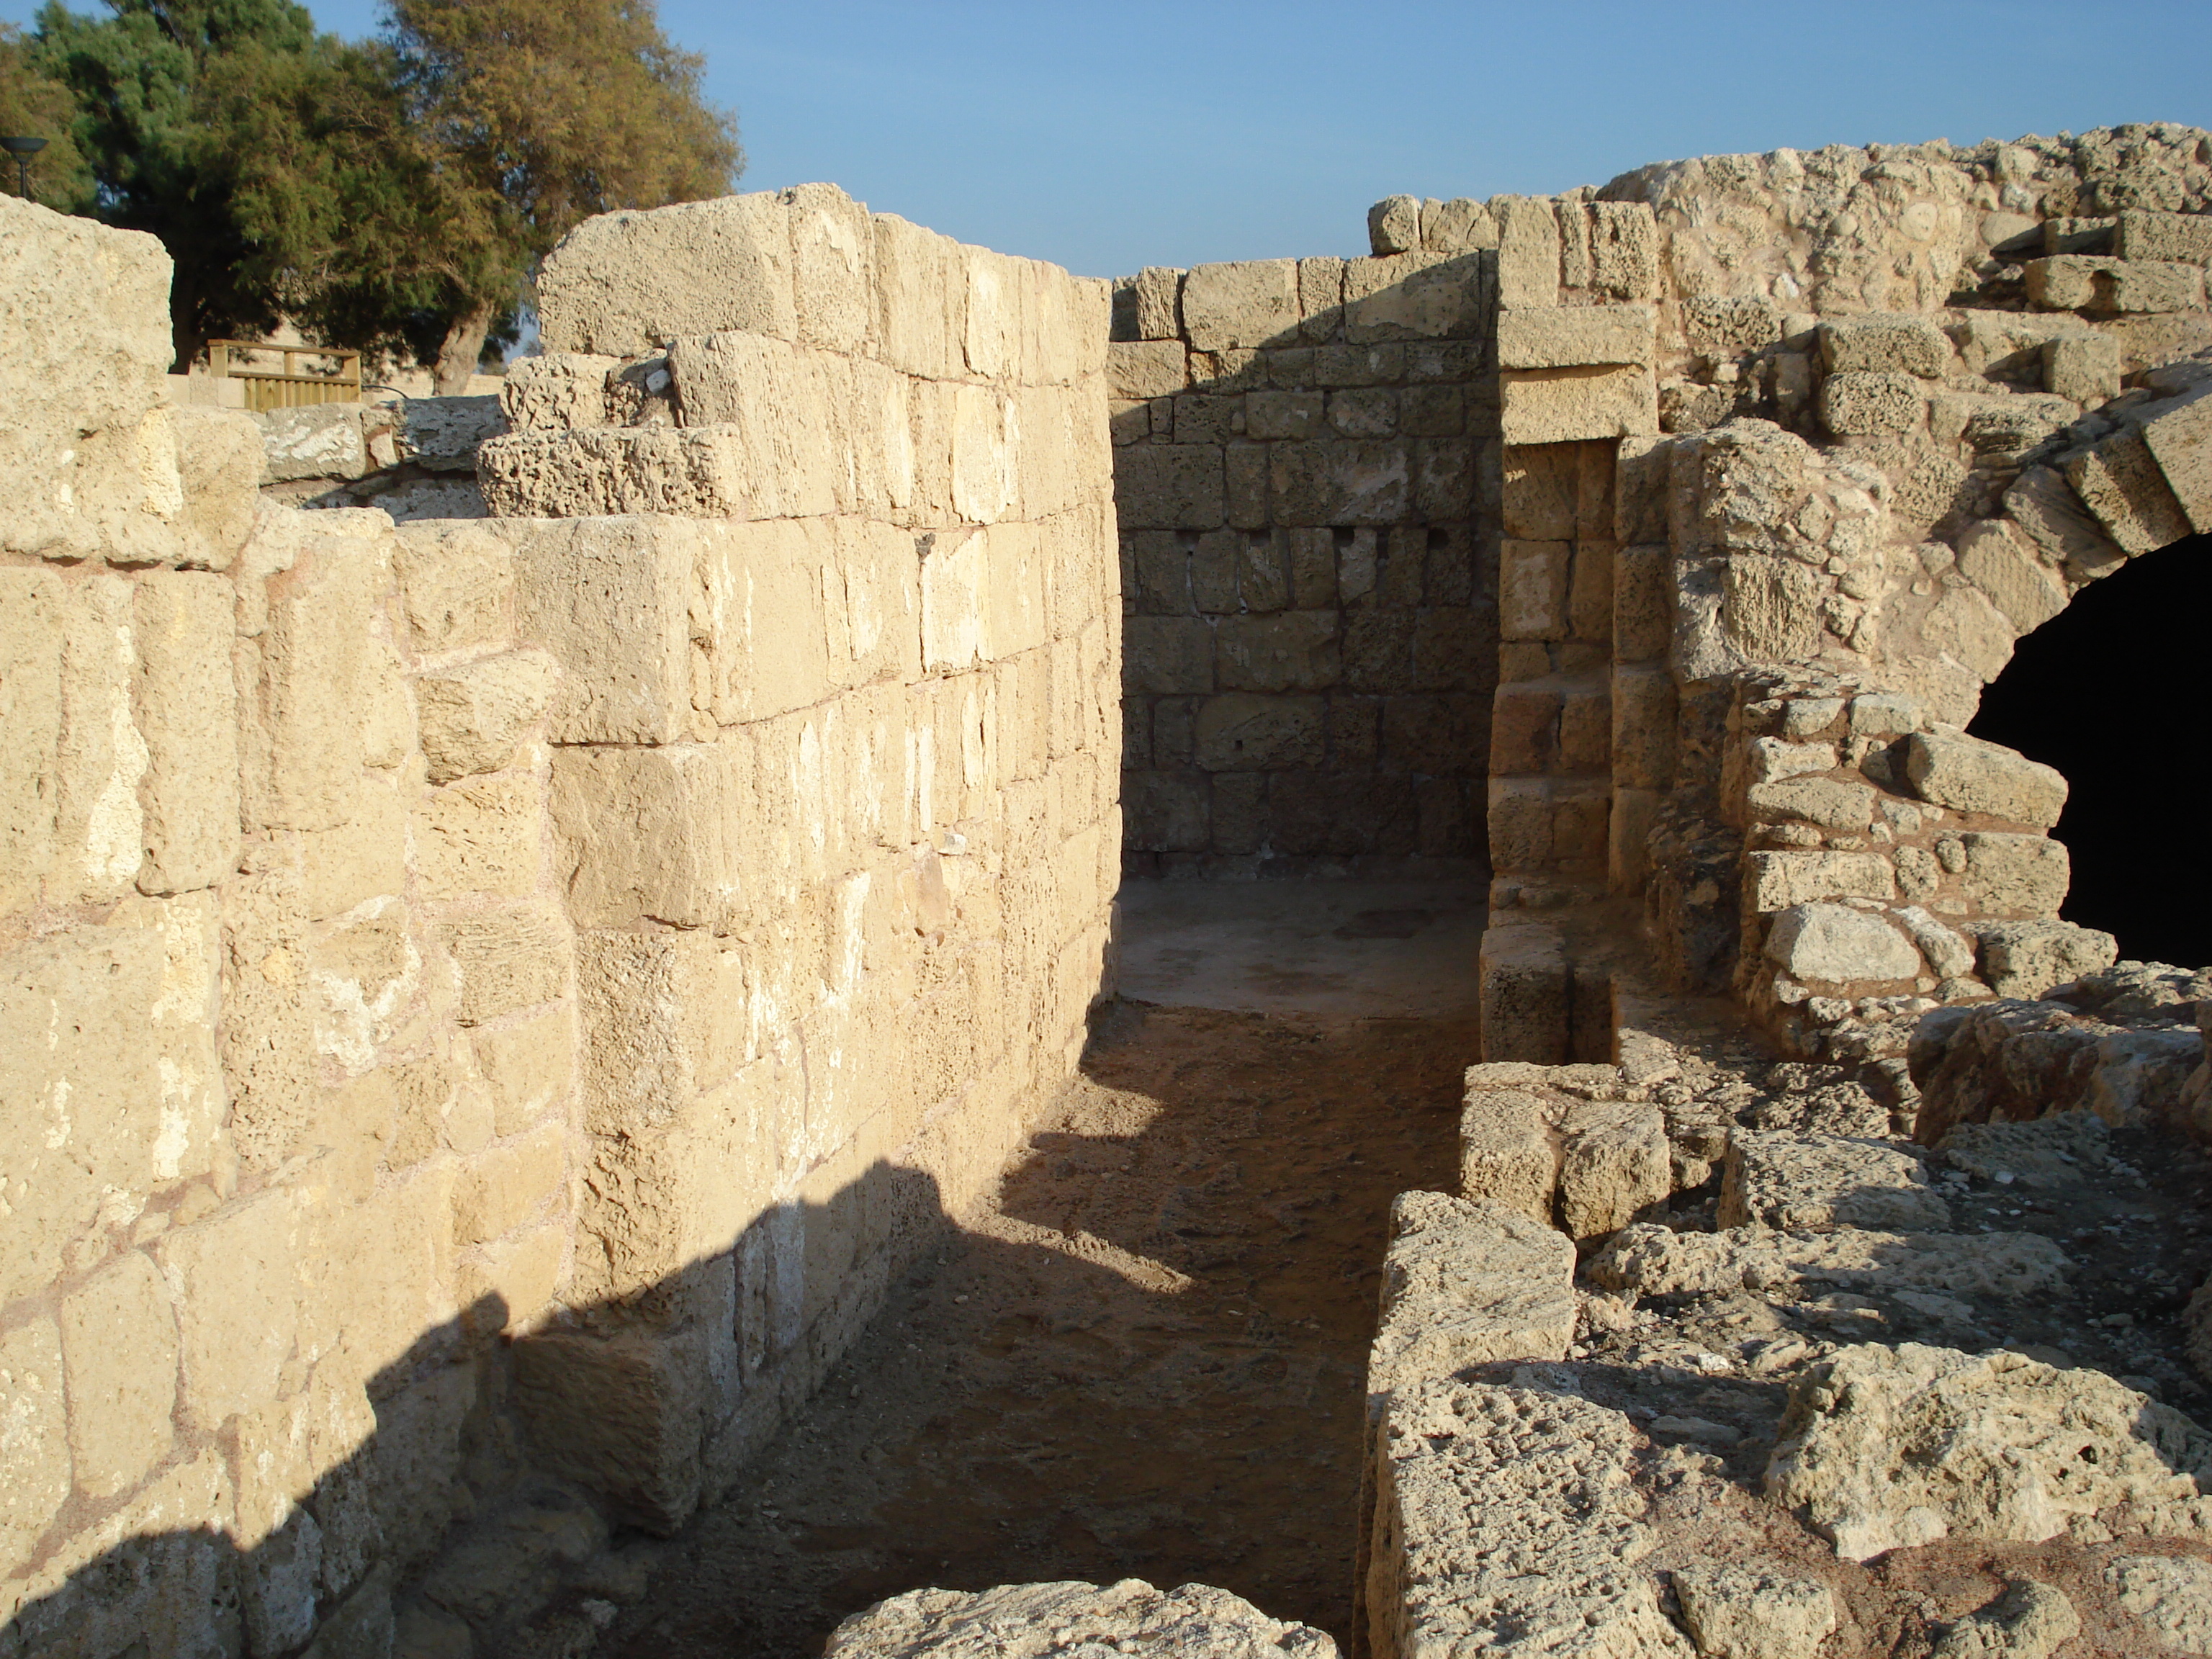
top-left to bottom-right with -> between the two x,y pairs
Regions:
1,135 -> 48,199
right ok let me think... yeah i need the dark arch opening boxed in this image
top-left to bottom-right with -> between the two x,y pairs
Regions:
1968,531 -> 2212,968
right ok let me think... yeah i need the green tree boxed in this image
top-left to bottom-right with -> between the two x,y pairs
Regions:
373,0 -> 743,389
30,0 -> 337,367
0,23 -> 95,209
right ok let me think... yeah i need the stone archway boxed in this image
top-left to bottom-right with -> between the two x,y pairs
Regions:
1969,529 -> 2212,965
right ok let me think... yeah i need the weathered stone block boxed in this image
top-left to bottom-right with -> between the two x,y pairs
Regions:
1368,195 -> 1421,256
1972,920 -> 2118,999
2026,255 -> 2207,314
2041,332 -> 2123,405
417,648 -> 557,784
1496,305 -> 1655,370
2116,210 -> 2212,264
132,572 -> 239,895
1458,1088 -> 1558,1223
1493,197 -> 1560,308
1267,441 -> 1411,526
153,1188 -> 302,1432
552,745 -> 755,932
1,1317 -> 70,1579
1115,444 -> 1225,529
1370,1192 -> 1574,1397
1721,1132 -> 1948,1233
1499,365 -> 1656,444
1746,850 -> 1897,912
1192,693 -> 1324,770
1745,776 -> 1874,830
1904,729 -> 2067,826
1819,313 -> 1951,377
1765,902 -> 1920,984
1215,612 -> 1339,693
1586,202 -> 1660,300
1953,518 -> 2068,632
395,519 -> 516,657
1342,253 -> 1484,343
513,1331 -> 706,1532
538,190 -> 796,356
439,905 -> 572,1025
1960,832 -> 2069,917
511,516 -> 693,745
2066,427 -> 2193,555
1123,616 -> 1214,695
1557,1102 -> 1670,1240
59,1250 -> 181,1498
1498,539 -> 1570,641
1820,370 -> 1924,435
1107,340 -> 1187,401
2139,390 -> 2212,534
1477,921 -> 1568,1063
1179,260 -> 1299,351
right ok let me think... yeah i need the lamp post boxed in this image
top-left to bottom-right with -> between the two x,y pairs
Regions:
1,136 -> 48,199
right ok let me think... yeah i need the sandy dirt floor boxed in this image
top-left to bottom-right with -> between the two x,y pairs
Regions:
598,999 -> 1473,1658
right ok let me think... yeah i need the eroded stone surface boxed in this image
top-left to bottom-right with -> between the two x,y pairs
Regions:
825,1580 -> 1337,1658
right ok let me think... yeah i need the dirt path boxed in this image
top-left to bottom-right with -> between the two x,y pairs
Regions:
601,999 -> 1473,1657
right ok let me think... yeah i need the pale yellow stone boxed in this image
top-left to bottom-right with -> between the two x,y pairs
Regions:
454,1123 -> 569,1245
413,774 -> 543,899
474,1007 -> 577,1136
153,1187 -> 302,1431
59,1250 -> 179,1498
0,1317 -> 70,1578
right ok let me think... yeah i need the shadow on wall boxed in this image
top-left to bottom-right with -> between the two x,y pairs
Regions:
1968,529 -> 2212,966
1,1161 -> 966,1659
1110,254 -> 1503,881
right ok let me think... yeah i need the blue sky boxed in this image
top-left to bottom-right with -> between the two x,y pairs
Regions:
12,1 -> 2212,277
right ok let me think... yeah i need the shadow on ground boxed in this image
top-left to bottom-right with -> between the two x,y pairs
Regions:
595,998 -> 1474,1656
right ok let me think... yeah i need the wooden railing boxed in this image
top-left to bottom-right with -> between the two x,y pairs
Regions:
207,339 -> 361,412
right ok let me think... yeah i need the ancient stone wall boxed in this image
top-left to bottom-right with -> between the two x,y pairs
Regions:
1107,234 -> 1500,877
1,184 -> 1118,1658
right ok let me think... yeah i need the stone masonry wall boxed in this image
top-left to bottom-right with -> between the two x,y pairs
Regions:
1107,237 -> 1500,876
1,184 -> 1119,1659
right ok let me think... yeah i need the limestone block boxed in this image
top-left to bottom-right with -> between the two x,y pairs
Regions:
538,190 -> 796,356
500,352 -> 621,431
0,195 -> 175,561
41,572 -> 151,905
1369,195 -> 1421,256
1719,1132 -> 1948,1233
1496,305 -> 1655,369
1499,365 -> 1656,444
1458,1087 -> 1558,1222
1953,518 -> 2067,633
1341,253 -> 1484,344
1368,1378 -> 1689,1659
394,518 -> 516,657
1179,260 -> 1298,352
1586,202 -> 1661,300
59,1250 -> 181,1498
667,333 -> 844,510
1215,612 -> 1338,693
2025,255 -> 2207,313
1107,340 -> 1187,401
2041,332 -> 2122,405
2139,390 -> 2212,534
1903,729 -> 2066,826
1820,370 -> 1924,435
1115,442 -> 1225,530
454,1123 -> 568,1246
1765,902 -> 1920,984
1673,1569 -> 1838,1659
1369,1192 -> 1575,1401
439,905 -> 571,1025
1960,832 -> 2069,917
1123,616 -> 1213,695
150,1188 -> 302,1432
2065,427 -> 2193,555
1556,1102 -> 1670,1240
416,647 -> 557,783
1477,922 -> 1568,1063
2116,209 -> 2212,264
1297,258 -> 1344,339
1819,313 -> 1951,377
1745,850 -> 1896,912
0,921 -> 180,1304
0,1316 -> 69,1579
1192,693 -> 1324,770
2003,465 -> 2126,575
262,529 -> 382,832
475,1007 -> 577,1137
131,572 -> 240,894
827,1580 -> 1336,1658
1590,1223 -> 2069,1303
253,403 -> 369,484
1610,665 -> 1676,789
872,212 -> 968,379
481,421 -> 793,521
513,1330 -> 706,1531
1745,777 -> 1875,830
1268,440 -> 1411,526
512,515 -> 693,745
783,181 -> 876,355
1972,920 -> 2118,999
0,569 -> 68,912
1493,197 -> 1560,308
2105,1556 -> 2212,1656
552,742 -> 759,933
1766,1343 -> 2212,1561
413,775 -> 542,899
1498,539 -> 1570,641
1423,197 -> 1498,255
168,405 -> 261,570
1611,542 -> 1672,661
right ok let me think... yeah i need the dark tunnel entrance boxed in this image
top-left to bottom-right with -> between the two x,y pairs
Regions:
1968,531 -> 2212,968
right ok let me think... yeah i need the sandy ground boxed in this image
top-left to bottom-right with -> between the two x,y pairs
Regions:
597,999 -> 1473,1657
